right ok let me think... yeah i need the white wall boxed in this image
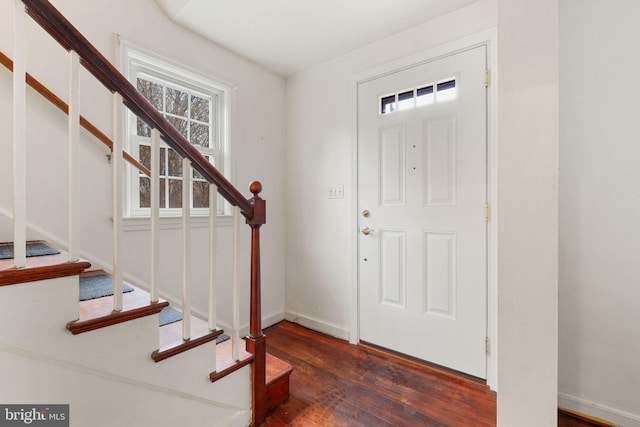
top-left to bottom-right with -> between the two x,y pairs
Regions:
285,0 -> 497,340
0,0 -> 286,332
559,1 -> 640,425
496,0 -> 559,425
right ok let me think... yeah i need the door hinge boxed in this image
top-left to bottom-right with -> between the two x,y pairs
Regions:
485,203 -> 490,221
484,69 -> 490,88
485,337 -> 490,355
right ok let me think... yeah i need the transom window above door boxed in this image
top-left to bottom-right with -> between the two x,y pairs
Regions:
380,77 -> 457,115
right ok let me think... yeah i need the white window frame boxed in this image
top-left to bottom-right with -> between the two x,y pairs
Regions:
119,39 -> 232,219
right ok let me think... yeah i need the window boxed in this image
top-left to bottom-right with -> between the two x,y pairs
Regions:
380,77 -> 457,115
122,43 -> 230,217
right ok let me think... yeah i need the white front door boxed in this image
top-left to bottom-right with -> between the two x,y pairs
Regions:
357,46 -> 488,378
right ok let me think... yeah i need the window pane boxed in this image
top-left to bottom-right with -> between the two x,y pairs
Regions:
139,177 -> 150,208
168,149 -> 182,177
381,94 -> 396,114
160,178 -> 166,208
168,179 -> 182,208
398,90 -> 414,111
167,115 -> 188,139
191,95 -> 210,122
166,88 -> 189,117
137,78 -> 163,110
190,123 -> 210,147
139,144 -> 151,169
193,181 -> 210,208
193,155 -> 211,180
137,118 -> 151,137
416,85 -> 434,107
436,79 -> 457,102
160,147 -> 166,175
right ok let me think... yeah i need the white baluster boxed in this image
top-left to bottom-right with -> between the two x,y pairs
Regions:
232,206 -> 240,361
209,184 -> 218,368
208,184 -> 218,332
150,129 -> 160,303
13,0 -> 26,268
112,94 -> 124,311
68,51 -> 80,262
182,158 -> 192,340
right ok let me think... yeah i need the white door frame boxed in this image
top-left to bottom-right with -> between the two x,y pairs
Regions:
349,28 -> 499,390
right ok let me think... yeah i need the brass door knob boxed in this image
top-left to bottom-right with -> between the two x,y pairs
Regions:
361,226 -> 374,235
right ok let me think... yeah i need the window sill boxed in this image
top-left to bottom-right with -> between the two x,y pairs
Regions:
123,215 -> 233,232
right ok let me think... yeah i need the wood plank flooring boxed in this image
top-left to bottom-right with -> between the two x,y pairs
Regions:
263,321 -> 496,427
263,321 -> 608,427
557,409 -> 616,427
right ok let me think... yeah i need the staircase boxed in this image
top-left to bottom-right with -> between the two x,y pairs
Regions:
1,0 -> 291,425
0,242 -> 291,426
0,244 -> 253,425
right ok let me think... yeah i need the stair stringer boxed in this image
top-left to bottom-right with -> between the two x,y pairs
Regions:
0,276 -> 252,425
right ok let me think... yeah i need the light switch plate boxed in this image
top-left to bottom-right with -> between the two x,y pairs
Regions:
329,185 -> 344,199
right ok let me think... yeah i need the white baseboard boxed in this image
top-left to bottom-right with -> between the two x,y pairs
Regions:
263,311 -> 286,330
558,392 -> 640,427
206,311 -> 285,340
284,311 -> 350,341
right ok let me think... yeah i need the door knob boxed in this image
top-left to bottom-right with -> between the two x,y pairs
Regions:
361,226 -> 374,235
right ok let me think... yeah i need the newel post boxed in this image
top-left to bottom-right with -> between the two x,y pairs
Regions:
245,181 -> 266,426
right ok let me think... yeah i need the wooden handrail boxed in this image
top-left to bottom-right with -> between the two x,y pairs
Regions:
22,0 -> 253,218
0,50 -> 150,177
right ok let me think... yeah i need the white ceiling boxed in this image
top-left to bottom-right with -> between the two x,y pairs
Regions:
155,0 -> 478,76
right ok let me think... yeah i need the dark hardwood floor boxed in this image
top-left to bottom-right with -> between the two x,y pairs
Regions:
263,321 -> 608,427
263,321 -> 496,426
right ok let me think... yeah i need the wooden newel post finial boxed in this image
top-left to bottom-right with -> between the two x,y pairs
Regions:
250,180 -> 262,196
247,181 -> 265,227
246,180 -> 267,425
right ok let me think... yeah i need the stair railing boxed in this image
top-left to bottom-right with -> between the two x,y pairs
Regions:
0,51 -> 151,178
12,0 -> 267,424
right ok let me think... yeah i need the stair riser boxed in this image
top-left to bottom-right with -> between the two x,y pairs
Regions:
0,276 -> 79,349
266,374 -> 291,412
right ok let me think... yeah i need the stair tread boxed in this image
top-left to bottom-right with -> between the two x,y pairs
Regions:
0,241 -> 90,286
67,301 -> 169,334
0,240 -> 63,269
152,330 -> 225,362
265,352 -> 293,413
79,270 -> 225,354
78,270 -> 166,321
266,352 -> 293,385
0,251 -> 70,271
216,336 -> 254,370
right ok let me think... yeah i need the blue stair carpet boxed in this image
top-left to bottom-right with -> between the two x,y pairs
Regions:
79,274 -> 134,301
0,242 -> 60,260
159,306 -> 182,326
